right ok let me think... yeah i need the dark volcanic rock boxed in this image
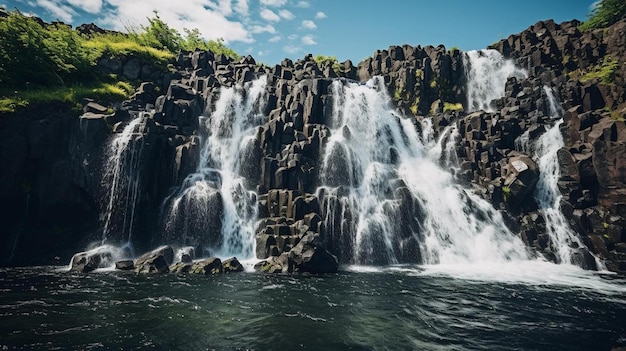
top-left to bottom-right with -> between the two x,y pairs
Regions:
70,248 -> 113,273
288,233 -> 338,274
134,246 -> 174,274
190,257 -> 223,275
115,260 -> 135,270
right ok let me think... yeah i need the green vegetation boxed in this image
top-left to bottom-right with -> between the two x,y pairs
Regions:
579,56 -> 619,84
82,33 -> 173,63
0,11 -> 91,89
429,78 -> 438,89
579,0 -> 626,31
314,55 -> 341,72
409,97 -> 420,115
443,102 -> 463,112
502,185 -> 511,201
0,81 -> 134,113
0,9 -> 238,113
415,69 -> 424,80
127,12 -> 239,57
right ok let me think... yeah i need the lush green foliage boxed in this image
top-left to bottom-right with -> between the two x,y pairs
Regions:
579,0 -> 626,30
0,81 -> 134,113
82,33 -> 174,63
0,10 -> 91,89
580,56 -> 619,84
129,12 -> 239,58
314,55 -> 341,72
0,9 -> 238,112
443,102 -> 463,112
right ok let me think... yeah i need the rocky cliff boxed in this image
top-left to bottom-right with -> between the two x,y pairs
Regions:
1,18 -> 625,272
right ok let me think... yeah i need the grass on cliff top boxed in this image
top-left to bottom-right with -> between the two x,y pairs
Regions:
0,81 -> 134,113
82,33 -> 174,63
0,9 -> 238,113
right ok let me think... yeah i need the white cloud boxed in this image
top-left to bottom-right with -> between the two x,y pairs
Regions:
38,0 -> 75,22
234,0 -> 249,16
283,45 -> 301,54
288,34 -> 298,40
260,0 -> 287,7
260,8 -> 280,22
278,9 -> 294,20
301,20 -> 316,30
258,50 -> 268,56
67,0 -> 102,14
269,35 -> 281,42
207,0 -> 232,16
301,34 -> 316,45
295,1 -> 309,8
251,24 -> 276,34
99,0 -> 252,44
315,11 -> 326,19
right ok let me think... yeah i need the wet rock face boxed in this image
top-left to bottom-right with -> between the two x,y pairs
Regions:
484,19 -> 626,272
134,246 -> 174,274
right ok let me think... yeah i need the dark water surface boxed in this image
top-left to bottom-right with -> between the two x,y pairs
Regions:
1,266 -> 625,350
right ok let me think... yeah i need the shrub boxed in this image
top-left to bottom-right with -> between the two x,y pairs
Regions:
579,0 -> 626,31
0,10 -> 91,89
443,102 -> 463,112
314,55 -> 340,72
579,56 -> 619,84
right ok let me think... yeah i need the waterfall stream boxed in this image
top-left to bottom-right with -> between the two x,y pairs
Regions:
163,76 -> 267,258
319,77 -> 529,265
101,116 -> 144,247
531,87 -> 603,268
464,50 -> 528,112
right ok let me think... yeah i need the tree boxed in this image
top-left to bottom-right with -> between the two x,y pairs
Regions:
136,11 -> 182,52
0,10 -> 89,88
579,0 -> 626,30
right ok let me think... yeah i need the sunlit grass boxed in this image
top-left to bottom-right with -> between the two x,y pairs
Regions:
0,81 -> 135,113
82,33 -> 174,63
579,56 -> 619,84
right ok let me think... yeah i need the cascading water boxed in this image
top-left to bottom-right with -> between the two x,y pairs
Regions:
464,50 -> 528,112
163,76 -> 267,258
101,116 -> 145,247
319,77 -> 529,265
530,86 -> 603,268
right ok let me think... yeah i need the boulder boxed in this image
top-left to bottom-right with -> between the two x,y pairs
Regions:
115,260 -> 135,270
170,262 -> 193,274
288,233 -> 338,273
134,246 -> 174,274
222,257 -> 244,273
190,257 -> 223,275
254,253 -> 289,273
70,248 -> 113,273
504,155 -> 539,208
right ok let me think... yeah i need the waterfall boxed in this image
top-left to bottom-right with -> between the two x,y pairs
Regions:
101,116 -> 144,246
319,77 -> 529,265
532,87 -> 603,268
163,76 -> 267,258
463,50 -> 528,112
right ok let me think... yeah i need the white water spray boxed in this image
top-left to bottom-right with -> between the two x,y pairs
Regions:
101,117 -> 144,245
164,76 -> 267,258
532,87 -> 603,268
464,50 -> 528,112
319,77 -> 529,265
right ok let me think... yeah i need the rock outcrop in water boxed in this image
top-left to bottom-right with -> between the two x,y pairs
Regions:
2,17 -> 626,273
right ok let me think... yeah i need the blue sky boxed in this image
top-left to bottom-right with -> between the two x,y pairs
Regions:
4,0 -> 597,65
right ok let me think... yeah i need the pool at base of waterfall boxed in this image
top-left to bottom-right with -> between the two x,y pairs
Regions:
1,263 -> 625,350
